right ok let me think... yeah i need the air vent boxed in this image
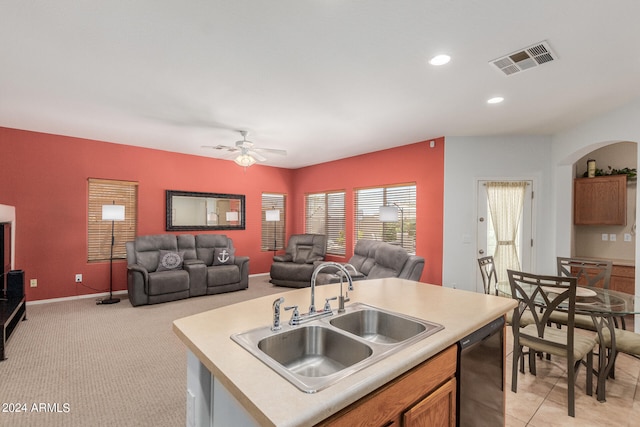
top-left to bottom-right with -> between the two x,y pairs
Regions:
490,40 -> 556,76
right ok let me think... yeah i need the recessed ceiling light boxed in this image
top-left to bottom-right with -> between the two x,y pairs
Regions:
429,54 -> 451,66
487,96 -> 504,104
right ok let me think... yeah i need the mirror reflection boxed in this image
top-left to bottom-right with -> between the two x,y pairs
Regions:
166,190 -> 245,231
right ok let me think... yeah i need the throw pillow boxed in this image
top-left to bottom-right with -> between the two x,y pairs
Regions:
213,247 -> 235,266
157,250 -> 184,272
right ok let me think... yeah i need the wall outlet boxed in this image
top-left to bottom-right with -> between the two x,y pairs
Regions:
625,233 -> 633,242
609,234 -> 617,242
601,233 -> 608,241
30,279 -> 37,287
75,274 -> 83,283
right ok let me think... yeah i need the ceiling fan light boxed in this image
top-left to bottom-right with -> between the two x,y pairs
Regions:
234,154 -> 257,167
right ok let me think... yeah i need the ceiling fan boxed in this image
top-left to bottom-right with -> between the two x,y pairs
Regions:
202,130 -> 287,167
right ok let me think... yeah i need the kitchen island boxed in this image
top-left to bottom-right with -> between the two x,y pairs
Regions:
173,278 -> 517,426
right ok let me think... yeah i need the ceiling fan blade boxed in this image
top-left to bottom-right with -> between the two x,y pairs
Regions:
252,147 -> 287,156
202,145 -> 240,152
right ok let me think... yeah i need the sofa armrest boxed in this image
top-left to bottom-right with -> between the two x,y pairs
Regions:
273,254 -> 293,262
312,260 -> 339,274
398,255 -> 425,281
128,264 -> 149,284
127,264 -> 150,307
234,256 -> 250,288
183,260 -> 207,297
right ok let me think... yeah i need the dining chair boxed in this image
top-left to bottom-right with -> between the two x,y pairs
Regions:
595,326 -> 640,380
557,257 -> 612,289
508,269 -> 596,417
478,256 -> 499,295
478,256 -> 534,327
551,257 -> 615,331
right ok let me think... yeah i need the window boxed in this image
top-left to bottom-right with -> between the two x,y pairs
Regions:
354,183 -> 416,254
305,191 -> 346,256
88,178 -> 138,262
261,193 -> 286,251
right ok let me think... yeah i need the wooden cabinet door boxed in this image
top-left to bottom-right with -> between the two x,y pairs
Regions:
611,265 -> 635,295
403,378 -> 456,427
315,346 -> 457,427
574,175 -> 627,225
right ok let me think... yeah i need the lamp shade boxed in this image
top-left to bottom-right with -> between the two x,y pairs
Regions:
265,209 -> 280,222
226,211 -> 239,222
102,205 -> 125,221
379,205 -> 398,222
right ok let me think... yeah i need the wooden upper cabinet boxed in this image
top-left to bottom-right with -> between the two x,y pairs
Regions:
574,175 -> 627,225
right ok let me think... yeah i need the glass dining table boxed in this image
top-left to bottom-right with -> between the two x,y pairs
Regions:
496,282 -> 640,402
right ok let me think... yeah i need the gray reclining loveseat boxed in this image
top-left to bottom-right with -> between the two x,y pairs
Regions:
126,234 -> 249,306
314,239 -> 424,285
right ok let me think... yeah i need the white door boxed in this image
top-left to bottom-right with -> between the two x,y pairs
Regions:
476,180 -> 534,292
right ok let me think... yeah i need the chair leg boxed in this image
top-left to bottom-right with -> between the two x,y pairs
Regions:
511,344 -> 524,393
608,348 -> 617,379
568,360 -> 576,417
529,349 -> 537,375
586,352 -> 593,396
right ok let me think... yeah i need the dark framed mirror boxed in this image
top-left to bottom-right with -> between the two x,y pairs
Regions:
166,190 -> 245,231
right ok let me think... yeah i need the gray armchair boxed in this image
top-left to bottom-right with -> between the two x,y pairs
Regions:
269,234 -> 327,288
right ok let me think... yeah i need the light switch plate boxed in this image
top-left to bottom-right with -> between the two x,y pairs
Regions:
609,234 -> 617,242
625,233 -> 633,242
601,233 -> 608,241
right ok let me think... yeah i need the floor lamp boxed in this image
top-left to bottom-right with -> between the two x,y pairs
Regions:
265,209 -> 280,255
379,203 -> 404,247
98,203 -> 125,305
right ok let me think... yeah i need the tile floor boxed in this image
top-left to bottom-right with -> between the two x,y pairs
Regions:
504,327 -> 640,426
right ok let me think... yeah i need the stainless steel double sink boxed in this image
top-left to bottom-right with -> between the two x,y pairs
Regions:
231,302 -> 444,393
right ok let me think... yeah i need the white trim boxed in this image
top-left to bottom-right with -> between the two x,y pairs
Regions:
26,290 -> 128,306
26,273 -> 271,305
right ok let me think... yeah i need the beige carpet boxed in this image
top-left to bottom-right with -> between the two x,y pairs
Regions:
0,275 -> 284,427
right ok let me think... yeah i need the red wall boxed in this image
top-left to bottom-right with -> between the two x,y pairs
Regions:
0,127 -> 293,301
291,139 -> 445,284
0,127 -> 444,301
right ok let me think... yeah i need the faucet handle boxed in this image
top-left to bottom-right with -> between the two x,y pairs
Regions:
271,297 -> 285,331
324,296 -> 337,312
285,305 -> 300,325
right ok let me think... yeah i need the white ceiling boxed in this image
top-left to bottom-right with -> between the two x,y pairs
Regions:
2,1 -> 640,168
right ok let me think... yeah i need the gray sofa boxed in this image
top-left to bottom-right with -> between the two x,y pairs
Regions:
126,234 -> 249,306
269,234 -> 327,288
314,239 -> 425,285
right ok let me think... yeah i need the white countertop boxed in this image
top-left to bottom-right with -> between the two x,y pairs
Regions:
173,278 -> 517,427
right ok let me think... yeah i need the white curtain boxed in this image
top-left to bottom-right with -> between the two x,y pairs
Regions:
486,181 -> 527,282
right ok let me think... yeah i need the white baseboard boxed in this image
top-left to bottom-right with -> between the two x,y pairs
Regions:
26,290 -> 128,306
26,273 -> 271,306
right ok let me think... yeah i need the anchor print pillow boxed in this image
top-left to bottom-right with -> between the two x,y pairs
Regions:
213,247 -> 236,266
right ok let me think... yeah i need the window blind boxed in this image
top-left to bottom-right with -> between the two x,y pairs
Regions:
88,178 -> 138,262
305,191 -> 345,256
354,183 -> 416,254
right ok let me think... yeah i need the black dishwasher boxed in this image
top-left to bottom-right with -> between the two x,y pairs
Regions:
456,316 -> 505,427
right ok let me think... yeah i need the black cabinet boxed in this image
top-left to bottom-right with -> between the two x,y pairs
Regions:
1,222 -> 10,296
0,223 -> 26,361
